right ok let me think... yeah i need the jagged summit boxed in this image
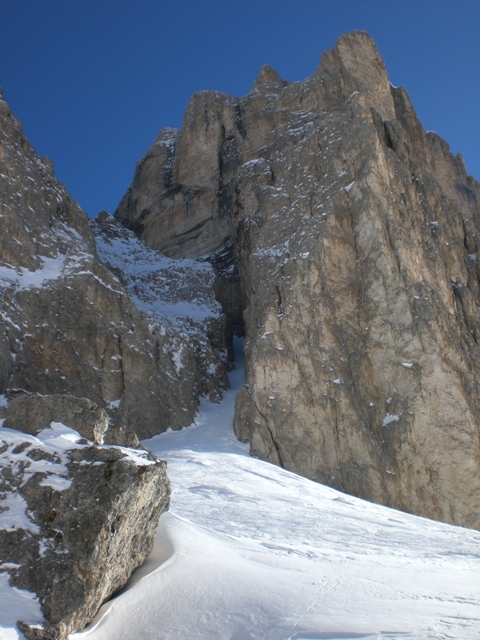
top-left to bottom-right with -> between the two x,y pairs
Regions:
113,30 -> 401,260
0,93 -> 94,269
327,29 -> 386,67
251,64 -> 289,94
312,29 -> 395,119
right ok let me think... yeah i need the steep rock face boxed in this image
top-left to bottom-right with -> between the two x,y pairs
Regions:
0,91 -> 229,442
0,411 -> 169,639
114,66 -> 290,262
118,31 -> 480,529
0,90 -> 94,271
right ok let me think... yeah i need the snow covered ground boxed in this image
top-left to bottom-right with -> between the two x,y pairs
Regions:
71,339 -> 480,640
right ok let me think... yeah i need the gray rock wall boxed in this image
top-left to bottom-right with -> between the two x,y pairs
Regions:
117,31 -> 480,529
0,86 -> 243,634
0,91 -> 230,442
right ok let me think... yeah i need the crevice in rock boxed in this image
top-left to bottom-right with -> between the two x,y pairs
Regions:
253,396 -> 284,468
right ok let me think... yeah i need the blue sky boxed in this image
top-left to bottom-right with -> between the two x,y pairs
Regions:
1,0 -> 479,216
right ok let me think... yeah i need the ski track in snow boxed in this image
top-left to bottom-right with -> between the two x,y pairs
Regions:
70,339 -> 480,640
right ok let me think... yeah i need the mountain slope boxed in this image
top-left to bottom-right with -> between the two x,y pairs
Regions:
0,92 -> 230,441
0,89 -> 230,637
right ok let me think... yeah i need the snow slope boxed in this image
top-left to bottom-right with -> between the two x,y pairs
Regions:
91,215 -> 221,326
72,340 -> 480,640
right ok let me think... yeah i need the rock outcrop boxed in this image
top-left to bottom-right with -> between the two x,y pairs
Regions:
0,90 -> 230,442
116,31 -> 480,529
4,393 -> 109,444
0,410 -> 170,639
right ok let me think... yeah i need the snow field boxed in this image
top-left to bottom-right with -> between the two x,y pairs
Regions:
74,341 -> 480,640
91,217 -> 222,326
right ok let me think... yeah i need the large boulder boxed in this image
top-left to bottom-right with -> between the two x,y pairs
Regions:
4,393 -> 109,444
0,415 -> 170,639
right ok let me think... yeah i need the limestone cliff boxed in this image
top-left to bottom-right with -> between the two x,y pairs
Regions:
116,31 -> 480,529
0,90 -> 230,442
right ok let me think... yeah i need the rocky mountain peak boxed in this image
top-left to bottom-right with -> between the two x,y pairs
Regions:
332,29 -> 385,67
251,64 -> 288,94
114,31 -> 480,531
1,27 -> 480,636
314,29 -> 395,120
114,31 -> 402,264
0,94 -> 95,270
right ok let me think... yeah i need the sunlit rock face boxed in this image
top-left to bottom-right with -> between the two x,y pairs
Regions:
117,31 -> 480,529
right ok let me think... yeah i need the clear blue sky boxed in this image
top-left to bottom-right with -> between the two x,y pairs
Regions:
1,0 -> 479,216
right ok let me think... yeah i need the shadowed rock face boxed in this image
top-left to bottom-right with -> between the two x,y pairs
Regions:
117,30 -> 480,529
4,393 -> 109,444
0,90 -> 229,636
0,90 -> 230,443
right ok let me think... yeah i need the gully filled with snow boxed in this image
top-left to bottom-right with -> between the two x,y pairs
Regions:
70,339 -> 480,640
